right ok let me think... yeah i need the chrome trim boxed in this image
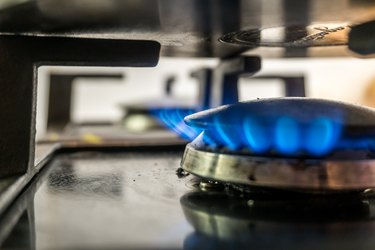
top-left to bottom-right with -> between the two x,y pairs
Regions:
181,143 -> 375,191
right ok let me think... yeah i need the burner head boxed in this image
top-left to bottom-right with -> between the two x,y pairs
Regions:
184,98 -> 375,157
181,98 -> 375,192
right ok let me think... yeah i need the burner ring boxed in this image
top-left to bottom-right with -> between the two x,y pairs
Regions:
181,143 -> 375,192
219,24 -> 350,48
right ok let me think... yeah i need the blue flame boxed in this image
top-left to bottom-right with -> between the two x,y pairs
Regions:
338,137 -> 375,151
201,130 -> 219,148
243,116 -> 270,153
305,117 -> 338,156
275,117 -> 300,155
152,108 -> 201,140
193,114 -> 346,157
213,116 -> 241,150
154,106 -> 375,157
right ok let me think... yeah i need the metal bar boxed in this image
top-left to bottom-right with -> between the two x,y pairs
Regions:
191,68 -> 213,110
349,20 -> 375,56
47,73 -> 124,131
253,75 -> 306,97
283,0 -> 310,57
212,57 -> 261,107
207,57 -> 261,107
283,76 -> 306,97
191,57 -> 261,109
0,35 -> 160,177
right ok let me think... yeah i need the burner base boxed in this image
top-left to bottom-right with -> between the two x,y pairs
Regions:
181,143 -> 375,192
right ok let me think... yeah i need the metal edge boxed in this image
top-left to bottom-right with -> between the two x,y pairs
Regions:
0,143 -> 60,218
181,143 -> 375,190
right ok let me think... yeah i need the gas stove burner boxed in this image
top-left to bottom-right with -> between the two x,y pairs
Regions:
181,98 -> 375,192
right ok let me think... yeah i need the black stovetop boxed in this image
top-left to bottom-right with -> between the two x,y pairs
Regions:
1,148 -> 375,250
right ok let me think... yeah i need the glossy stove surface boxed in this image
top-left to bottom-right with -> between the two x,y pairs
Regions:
2,149 -> 375,249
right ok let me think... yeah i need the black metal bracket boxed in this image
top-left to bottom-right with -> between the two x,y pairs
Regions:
252,75 -> 306,97
191,68 -> 213,110
47,73 -> 124,131
0,35 -> 160,177
212,57 -> 261,107
191,58 -> 307,111
349,20 -> 375,55
191,56 -> 261,109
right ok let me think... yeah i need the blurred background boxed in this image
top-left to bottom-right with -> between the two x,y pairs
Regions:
36,57 -> 375,140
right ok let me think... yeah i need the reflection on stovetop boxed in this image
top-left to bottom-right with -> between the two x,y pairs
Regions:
1,149 -> 375,249
181,190 -> 375,250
